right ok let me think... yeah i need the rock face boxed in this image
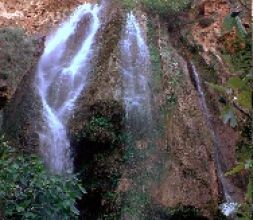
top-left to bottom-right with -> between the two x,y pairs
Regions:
0,80 -> 8,109
0,28 -> 39,109
69,1 -> 124,137
0,0 -> 96,34
122,16 -> 219,218
67,3 -> 125,218
2,36 -> 44,151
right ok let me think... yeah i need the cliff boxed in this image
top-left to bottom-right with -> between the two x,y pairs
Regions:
0,0 -> 251,219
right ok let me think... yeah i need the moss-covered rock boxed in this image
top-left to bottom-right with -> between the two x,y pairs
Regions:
1,32 -> 44,152
73,99 -> 125,150
0,27 -> 38,109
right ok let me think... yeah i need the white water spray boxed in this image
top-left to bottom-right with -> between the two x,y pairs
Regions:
189,63 -> 237,216
120,12 -> 152,136
36,3 -> 101,174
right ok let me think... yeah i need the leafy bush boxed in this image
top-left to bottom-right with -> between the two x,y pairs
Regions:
80,116 -> 118,145
122,0 -> 190,15
210,12 -> 252,219
141,0 -> 190,15
221,13 -> 251,77
121,0 -> 137,9
209,14 -> 252,128
0,137 -> 85,220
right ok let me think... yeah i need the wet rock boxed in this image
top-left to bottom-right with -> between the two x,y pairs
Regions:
148,18 -> 219,218
0,80 -> 8,108
68,5 -> 125,218
2,36 -> 44,152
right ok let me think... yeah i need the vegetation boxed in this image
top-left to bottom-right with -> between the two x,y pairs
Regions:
0,137 -> 85,220
77,115 -> 124,148
122,0 -> 190,15
141,0 -> 190,15
209,12 -> 252,220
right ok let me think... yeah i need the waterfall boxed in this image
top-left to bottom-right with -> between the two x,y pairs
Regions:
188,63 -> 237,216
120,12 -> 152,137
36,3 -> 101,174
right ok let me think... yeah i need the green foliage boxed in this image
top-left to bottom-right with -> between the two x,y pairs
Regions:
227,76 -> 251,110
207,83 -> 227,94
237,90 -> 251,110
226,158 -> 253,220
221,36 -> 251,77
213,13 -> 252,219
227,77 -> 247,90
89,116 -> 114,131
82,116 -> 119,144
221,13 -> 251,76
208,75 -> 251,128
0,137 -> 85,220
121,0 -> 137,9
222,15 -> 247,40
225,162 -> 245,176
122,0 -> 190,15
0,27 -> 35,82
141,0 -> 190,15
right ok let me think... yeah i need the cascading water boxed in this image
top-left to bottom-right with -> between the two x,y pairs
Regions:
120,12 -> 152,137
188,62 -> 237,216
119,12 -> 158,219
36,3 -> 101,174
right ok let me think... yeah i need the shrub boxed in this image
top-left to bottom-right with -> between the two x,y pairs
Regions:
141,0 -> 190,15
0,137 -> 85,220
80,116 -> 118,145
122,0 -> 191,15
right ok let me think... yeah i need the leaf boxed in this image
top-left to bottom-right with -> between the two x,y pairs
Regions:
207,82 -> 227,94
78,184 -> 86,194
245,177 -> 252,202
71,206 -> 80,216
16,205 -> 25,212
24,212 -> 36,219
227,77 -> 246,90
237,90 -> 252,110
235,17 -> 247,40
225,163 -> 245,176
222,15 -> 236,33
222,105 -> 238,128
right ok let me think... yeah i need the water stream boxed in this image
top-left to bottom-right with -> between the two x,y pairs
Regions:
188,62 -> 237,216
36,3 -> 101,174
120,12 -> 152,138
